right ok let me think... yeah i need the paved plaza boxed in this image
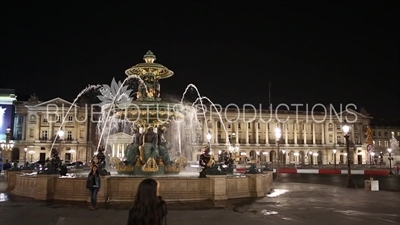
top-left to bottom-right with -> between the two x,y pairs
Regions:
0,173 -> 399,225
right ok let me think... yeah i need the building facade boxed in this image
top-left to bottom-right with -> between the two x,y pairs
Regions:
371,125 -> 400,164
11,95 -> 93,164
183,109 -> 373,165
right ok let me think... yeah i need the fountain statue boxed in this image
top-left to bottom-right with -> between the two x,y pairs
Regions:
108,50 -> 185,175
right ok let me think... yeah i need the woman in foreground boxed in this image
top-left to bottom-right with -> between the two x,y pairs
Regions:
127,178 -> 168,225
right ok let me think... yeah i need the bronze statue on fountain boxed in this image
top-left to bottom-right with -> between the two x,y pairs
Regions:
111,125 -> 182,175
93,146 -> 110,176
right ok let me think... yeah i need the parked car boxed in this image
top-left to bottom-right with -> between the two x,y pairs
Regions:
27,160 -> 46,170
66,161 -> 90,170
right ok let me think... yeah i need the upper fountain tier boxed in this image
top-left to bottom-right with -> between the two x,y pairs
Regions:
125,50 -> 174,79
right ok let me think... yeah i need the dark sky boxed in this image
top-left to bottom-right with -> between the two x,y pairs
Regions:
1,1 -> 399,120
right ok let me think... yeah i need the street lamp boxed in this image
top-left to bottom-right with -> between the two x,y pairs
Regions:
342,123 -> 356,188
206,131 -> 212,154
370,151 -> 375,178
0,127 -> 14,159
388,148 -> 393,175
56,129 -> 64,157
333,148 -> 337,169
24,147 -> 28,163
274,127 -> 282,181
28,149 -> 35,162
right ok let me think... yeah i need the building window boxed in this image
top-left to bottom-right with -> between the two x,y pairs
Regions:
378,131 -> 381,136
43,118 -> 48,123
337,136 -> 341,144
248,123 -> 251,129
67,131 -> 72,141
228,123 -> 231,128
41,130 -> 48,140
217,122 -> 221,128
238,123 -> 241,129
373,131 -> 376,136
56,116 -> 61,123
68,116 -> 73,122
257,123 -> 260,129
18,116 -> 24,124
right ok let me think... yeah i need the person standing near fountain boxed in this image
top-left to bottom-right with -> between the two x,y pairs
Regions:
127,178 -> 167,225
86,165 -> 101,210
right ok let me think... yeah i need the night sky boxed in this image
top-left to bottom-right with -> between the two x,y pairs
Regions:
1,1 -> 399,121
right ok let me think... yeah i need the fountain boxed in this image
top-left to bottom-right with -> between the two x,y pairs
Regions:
101,50 -> 193,175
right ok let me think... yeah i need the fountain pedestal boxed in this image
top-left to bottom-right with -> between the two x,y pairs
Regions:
208,175 -> 228,200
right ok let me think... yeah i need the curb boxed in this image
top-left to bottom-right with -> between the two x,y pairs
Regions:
235,168 -> 389,176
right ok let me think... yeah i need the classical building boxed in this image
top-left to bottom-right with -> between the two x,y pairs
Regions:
180,108 -> 372,165
11,95 -> 94,164
370,125 -> 400,164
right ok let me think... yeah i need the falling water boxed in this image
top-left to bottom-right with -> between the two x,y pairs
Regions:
96,75 -> 146,151
50,84 -> 102,155
180,84 -> 208,131
191,96 -> 230,144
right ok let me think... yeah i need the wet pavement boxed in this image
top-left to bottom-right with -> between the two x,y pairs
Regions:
1,173 -> 399,225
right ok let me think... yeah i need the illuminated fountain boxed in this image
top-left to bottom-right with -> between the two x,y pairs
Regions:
101,50 -> 199,175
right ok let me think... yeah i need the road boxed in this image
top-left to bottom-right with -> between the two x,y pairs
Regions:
275,173 -> 400,192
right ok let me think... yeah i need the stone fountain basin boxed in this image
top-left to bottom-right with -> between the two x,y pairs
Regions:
6,171 -> 273,202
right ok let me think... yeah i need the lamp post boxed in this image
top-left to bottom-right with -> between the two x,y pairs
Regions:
28,149 -> 35,162
228,132 -> 239,158
333,149 -> 337,169
342,123 -> 356,188
56,129 -> 64,157
370,151 -> 375,178
282,150 -> 286,167
274,127 -> 282,181
0,127 -> 14,159
388,148 -> 393,175
24,147 -> 28,163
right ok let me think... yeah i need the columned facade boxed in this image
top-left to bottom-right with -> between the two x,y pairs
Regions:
192,109 -> 372,165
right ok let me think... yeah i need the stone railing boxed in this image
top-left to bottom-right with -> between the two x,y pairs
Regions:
6,171 -> 274,202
